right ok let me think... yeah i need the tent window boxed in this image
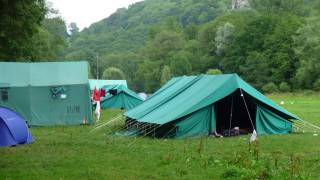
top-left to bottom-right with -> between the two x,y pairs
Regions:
1,89 -> 8,102
51,86 -> 67,99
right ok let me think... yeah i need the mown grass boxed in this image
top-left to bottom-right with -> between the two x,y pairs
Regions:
0,94 -> 320,179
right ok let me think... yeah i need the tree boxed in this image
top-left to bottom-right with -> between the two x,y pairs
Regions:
184,23 -> 198,40
250,0 -> 305,16
0,0 -> 46,60
30,17 -> 68,61
147,30 -> 184,62
161,66 -> 172,84
240,52 -> 269,89
206,68 -> 222,75
314,79 -> 320,91
215,22 -> 235,56
102,67 -> 125,80
294,16 -> 320,89
279,82 -> 291,92
170,51 -> 192,76
262,82 -> 279,93
101,52 -> 143,89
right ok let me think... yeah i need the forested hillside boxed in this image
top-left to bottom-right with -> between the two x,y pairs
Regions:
64,0 -> 232,85
65,0 -> 231,55
1,0 -> 320,93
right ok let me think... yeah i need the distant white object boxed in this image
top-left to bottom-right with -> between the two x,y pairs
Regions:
280,101 -> 285,105
60,94 -> 67,99
138,92 -> 148,101
250,130 -> 258,142
95,101 -> 101,122
313,134 -> 318,136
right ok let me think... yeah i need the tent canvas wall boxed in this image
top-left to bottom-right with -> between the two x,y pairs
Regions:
0,106 -> 33,147
100,85 -> 144,110
0,62 -> 93,126
89,79 -> 128,90
124,74 -> 299,138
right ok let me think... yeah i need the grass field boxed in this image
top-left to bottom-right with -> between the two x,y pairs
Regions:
1,93 -> 320,179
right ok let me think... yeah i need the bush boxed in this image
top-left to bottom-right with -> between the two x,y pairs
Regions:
279,82 -> 291,92
262,82 -> 279,93
102,67 -> 125,80
206,68 -> 222,75
313,79 -> 320,91
303,89 -> 315,96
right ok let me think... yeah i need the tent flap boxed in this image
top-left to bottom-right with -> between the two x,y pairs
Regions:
175,105 -> 214,138
256,105 -> 293,135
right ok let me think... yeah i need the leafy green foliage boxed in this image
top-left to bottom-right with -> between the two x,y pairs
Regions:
0,0 -> 46,60
161,66 -> 172,85
294,16 -> 320,89
279,82 -> 291,92
215,22 -> 235,56
2,0 -> 320,93
262,82 -> 279,93
250,0 -> 306,16
313,79 -> 320,91
30,18 -> 68,61
206,69 -> 222,75
102,67 -> 125,80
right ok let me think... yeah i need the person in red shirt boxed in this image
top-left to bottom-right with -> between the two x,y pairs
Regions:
92,87 -> 101,101
92,87 -> 101,122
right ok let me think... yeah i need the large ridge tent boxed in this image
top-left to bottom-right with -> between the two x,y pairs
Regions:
89,79 -> 128,90
124,74 -> 299,138
100,84 -> 144,110
0,106 -> 33,147
0,62 -> 93,126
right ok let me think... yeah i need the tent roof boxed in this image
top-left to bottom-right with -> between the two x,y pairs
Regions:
101,84 -> 143,101
124,74 -> 299,125
89,79 -> 128,90
0,61 -> 89,87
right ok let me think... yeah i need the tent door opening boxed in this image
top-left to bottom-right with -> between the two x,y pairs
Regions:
214,89 -> 256,136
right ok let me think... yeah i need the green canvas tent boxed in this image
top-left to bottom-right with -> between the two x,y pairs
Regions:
89,79 -> 127,90
124,74 -> 299,138
0,62 -> 93,126
100,85 -> 144,110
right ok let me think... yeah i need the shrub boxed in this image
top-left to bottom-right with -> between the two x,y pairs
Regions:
102,67 -> 125,80
279,82 -> 291,92
313,79 -> 320,91
303,89 -> 315,96
206,68 -> 222,75
262,82 -> 279,93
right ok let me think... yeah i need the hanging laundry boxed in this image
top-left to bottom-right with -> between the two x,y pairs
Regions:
92,87 -> 101,101
100,89 -> 106,97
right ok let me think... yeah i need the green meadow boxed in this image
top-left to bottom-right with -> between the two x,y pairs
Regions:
1,93 -> 320,179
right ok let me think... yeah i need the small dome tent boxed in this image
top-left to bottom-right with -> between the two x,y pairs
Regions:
0,107 -> 34,147
100,85 -> 144,110
124,74 -> 299,138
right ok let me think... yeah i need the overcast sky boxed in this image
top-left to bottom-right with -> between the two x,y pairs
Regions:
48,0 -> 144,30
